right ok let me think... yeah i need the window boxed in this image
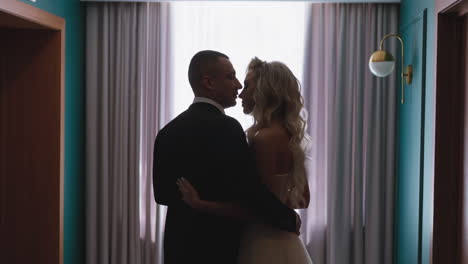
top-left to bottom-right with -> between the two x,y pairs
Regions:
171,1 -> 307,129
141,2 -> 308,242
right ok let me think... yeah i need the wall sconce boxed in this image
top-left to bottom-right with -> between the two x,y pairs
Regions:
369,33 -> 413,104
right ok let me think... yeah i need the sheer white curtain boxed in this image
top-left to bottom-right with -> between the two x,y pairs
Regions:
301,3 -> 399,264
85,2 -> 172,264
139,3 -> 172,264
170,1 -> 307,130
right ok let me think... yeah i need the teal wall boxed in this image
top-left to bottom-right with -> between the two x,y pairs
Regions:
396,0 -> 435,264
20,0 -> 85,263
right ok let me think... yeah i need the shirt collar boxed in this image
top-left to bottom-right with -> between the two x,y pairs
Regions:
192,97 -> 225,114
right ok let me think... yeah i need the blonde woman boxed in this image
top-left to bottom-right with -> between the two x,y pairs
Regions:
177,57 -> 313,264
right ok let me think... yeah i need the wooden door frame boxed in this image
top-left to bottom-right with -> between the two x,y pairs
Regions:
0,0 -> 64,30
433,0 -> 468,263
0,1 -> 64,263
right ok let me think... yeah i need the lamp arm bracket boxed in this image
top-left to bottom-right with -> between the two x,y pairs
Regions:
378,33 -> 412,104
379,33 -> 403,51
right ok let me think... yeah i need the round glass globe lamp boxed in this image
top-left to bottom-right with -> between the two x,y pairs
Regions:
368,50 -> 395,77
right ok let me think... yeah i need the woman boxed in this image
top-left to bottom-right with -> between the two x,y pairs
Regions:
177,57 -> 313,264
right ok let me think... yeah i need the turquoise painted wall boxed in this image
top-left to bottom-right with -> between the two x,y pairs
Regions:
397,0 -> 434,264
20,0 -> 85,263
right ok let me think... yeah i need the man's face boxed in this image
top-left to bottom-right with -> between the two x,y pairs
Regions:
239,71 -> 256,114
210,58 -> 242,108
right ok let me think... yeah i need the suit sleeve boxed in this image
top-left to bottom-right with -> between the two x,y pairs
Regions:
153,130 -> 179,206
227,120 -> 297,232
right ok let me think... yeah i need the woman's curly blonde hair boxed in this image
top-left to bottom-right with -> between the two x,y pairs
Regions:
246,57 -> 308,208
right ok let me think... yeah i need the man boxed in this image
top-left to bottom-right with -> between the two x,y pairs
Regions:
153,50 -> 299,264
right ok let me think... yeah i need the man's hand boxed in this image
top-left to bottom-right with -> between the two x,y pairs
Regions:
177,178 -> 202,209
295,212 -> 302,235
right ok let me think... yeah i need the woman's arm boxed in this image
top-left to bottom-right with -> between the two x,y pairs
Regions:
177,178 -> 253,222
288,183 -> 310,209
302,182 -> 310,208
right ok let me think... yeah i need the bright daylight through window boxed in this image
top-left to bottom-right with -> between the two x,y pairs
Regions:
140,2 -> 308,241
171,1 -> 307,130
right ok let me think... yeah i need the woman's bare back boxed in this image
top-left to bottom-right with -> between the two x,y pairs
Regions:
251,122 -> 294,203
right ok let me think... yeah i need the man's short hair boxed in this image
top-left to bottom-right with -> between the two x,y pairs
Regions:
188,50 -> 229,88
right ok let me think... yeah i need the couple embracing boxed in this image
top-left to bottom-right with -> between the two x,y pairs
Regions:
153,50 -> 313,264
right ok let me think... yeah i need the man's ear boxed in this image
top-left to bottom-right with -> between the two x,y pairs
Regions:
202,75 -> 215,90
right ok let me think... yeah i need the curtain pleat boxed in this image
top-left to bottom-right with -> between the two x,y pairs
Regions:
86,3 -> 172,264
301,4 -> 399,264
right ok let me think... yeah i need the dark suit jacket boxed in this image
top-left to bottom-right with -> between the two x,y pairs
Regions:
153,102 -> 297,264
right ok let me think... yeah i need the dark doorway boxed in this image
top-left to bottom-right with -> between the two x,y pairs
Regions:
0,1 -> 64,264
433,0 -> 468,263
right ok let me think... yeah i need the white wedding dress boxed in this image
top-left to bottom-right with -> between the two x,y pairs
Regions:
237,173 -> 313,264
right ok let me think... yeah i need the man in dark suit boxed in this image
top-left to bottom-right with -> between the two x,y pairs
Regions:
153,50 -> 299,264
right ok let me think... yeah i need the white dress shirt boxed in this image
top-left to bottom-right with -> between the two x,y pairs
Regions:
192,97 -> 225,114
